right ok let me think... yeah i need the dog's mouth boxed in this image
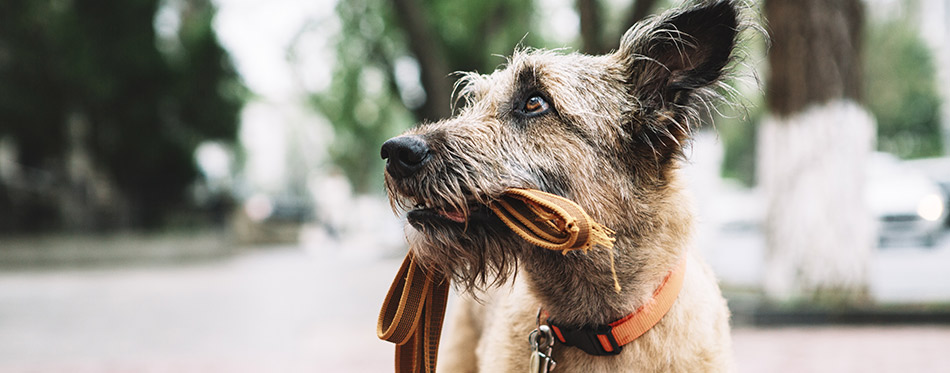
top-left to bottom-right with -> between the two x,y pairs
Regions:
384,175 -> 520,229
407,199 -> 491,226
424,206 -> 470,223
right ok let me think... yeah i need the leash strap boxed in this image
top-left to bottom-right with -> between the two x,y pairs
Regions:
491,188 -> 621,293
378,188 -> 617,372
377,252 -> 450,373
489,188 -> 615,254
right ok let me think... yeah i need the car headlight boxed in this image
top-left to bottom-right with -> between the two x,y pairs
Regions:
245,193 -> 274,222
917,193 -> 945,222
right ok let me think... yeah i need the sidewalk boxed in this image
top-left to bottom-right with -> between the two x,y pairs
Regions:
733,325 -> 950,373
1,243 -> 949,372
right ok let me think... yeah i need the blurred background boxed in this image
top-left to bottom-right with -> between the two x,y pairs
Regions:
1,0 -> 949,371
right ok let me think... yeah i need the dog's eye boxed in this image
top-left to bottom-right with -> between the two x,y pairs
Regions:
523,95 -> 550,115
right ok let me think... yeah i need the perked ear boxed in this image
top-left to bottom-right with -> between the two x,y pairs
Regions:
614,0 -> 740,111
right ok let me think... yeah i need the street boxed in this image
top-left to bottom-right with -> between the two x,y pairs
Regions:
1,242 -> 950,372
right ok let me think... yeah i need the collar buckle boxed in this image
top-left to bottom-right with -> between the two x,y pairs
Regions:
548,322 -> 623,356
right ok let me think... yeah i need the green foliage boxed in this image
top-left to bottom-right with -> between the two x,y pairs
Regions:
310,0 -> 411,194
0,0 -> 245,229
312,0 -> 539,194
424,0 -> 541,73
716,30 -> 769,187
718,97 -> 763,187
865,16 -> 943,159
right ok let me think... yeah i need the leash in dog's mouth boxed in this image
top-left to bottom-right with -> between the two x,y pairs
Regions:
378,188 -> 622,373
402,191 -> 490,225
407,203 -> 483,224
488,188 -> 616,255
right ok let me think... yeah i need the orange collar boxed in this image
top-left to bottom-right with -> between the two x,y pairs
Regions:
544,256 -> 687,356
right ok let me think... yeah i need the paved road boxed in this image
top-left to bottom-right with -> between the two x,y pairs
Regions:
0,246 -> 395,372
732,325 -> 950,373
1,245 -> 949,372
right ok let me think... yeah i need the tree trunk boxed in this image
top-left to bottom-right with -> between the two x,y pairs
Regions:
390,0 -> 453,122
578,0 -> 659,54
623,0 -> 658,35
760,0 -> 874,303
577,0 -> 605,54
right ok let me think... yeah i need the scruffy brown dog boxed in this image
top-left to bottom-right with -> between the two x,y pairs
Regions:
381,1 -> 748,371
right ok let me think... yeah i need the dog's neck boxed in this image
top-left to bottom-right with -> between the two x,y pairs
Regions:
520,184 -> 692,326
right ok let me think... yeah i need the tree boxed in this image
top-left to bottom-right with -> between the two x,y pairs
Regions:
759,0 -> 874,303
576,0 -> 660,54
311,0 -> 665,193
309,0 -> 540,193
0,0 -> 245,231
865,15 -> 943,159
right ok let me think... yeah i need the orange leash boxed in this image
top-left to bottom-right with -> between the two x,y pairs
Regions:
488,188 -> 616,254
378,188 -> 616,372
490,188 -> 620,292
377,252 -> 450,373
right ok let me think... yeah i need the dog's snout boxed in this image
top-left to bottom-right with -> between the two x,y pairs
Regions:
381,135 -> 430,178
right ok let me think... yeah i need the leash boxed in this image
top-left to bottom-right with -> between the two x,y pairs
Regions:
378,188 -> 618,373
377,252 -> 450,373
488,188 -> 620,292
488,188 -> 616,255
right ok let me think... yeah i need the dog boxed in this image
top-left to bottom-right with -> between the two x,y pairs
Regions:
380,1 -> 747,371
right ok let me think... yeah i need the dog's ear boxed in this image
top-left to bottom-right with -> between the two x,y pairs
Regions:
614,1 -> 739,111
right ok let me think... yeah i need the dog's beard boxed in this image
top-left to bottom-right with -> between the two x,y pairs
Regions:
400,200 -> 525,292
383,155 -> 534,291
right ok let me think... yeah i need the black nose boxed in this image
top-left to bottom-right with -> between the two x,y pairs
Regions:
380,135 -> 430,178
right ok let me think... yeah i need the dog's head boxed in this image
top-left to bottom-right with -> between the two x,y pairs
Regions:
382,1 -> 746,290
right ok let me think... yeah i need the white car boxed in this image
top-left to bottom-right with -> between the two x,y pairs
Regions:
866,152 -> 947,247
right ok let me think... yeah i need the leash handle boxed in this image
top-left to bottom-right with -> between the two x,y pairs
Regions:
489,188 -> 615,254
491,188 -> 621,292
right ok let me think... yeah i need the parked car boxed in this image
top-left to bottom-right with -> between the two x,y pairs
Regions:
866,152 -> 948,247
234,193 -> 315,244
904,156 -> 950,227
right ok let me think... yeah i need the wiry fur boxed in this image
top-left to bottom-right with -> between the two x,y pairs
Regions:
383,1 -> 753,371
